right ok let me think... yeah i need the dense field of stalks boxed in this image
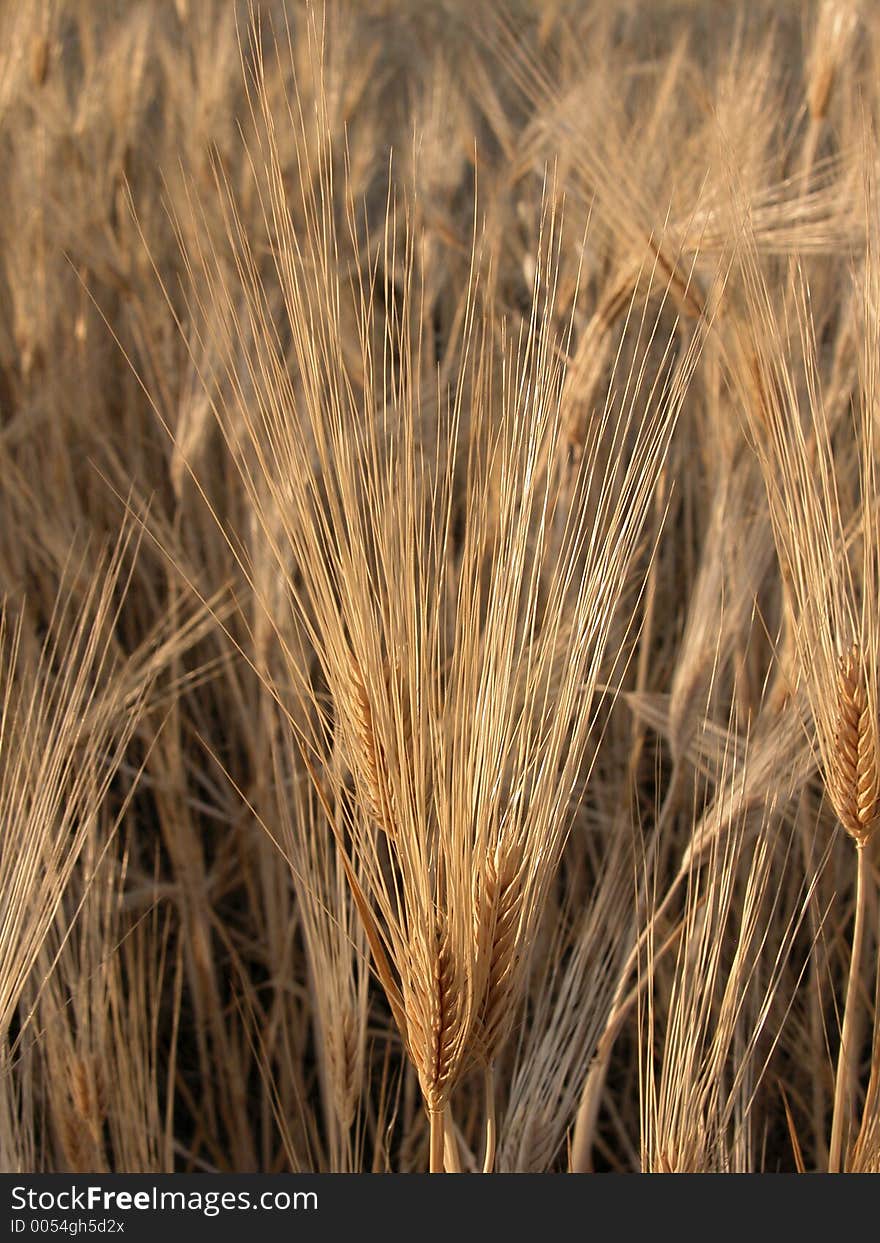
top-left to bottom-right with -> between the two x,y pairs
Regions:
3,0 -> 880,1174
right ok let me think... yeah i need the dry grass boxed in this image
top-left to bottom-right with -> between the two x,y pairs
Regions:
2,0 -> 880,1174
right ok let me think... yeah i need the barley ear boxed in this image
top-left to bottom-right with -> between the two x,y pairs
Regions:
829,643 -> 880,846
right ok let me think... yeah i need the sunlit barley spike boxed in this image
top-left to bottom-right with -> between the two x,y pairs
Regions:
644,235 -> 706,321
71,1056 -> 104,1131
60,1059 -> 105,1173
30,35 -> 49,87
832,643 -> 879,844
340,1006 -> 360,1129
348,654 -> 396,838
477,846 -> 523,1062
807,0 -> 858,122
327,1004 -> 360,1131
808,54 -> 835,124
59,1107 -> 87,1173
425,919 -> 461,1112
561,266 -> 641,455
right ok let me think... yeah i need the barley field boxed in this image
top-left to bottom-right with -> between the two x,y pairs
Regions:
1,0 -> 878,1174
